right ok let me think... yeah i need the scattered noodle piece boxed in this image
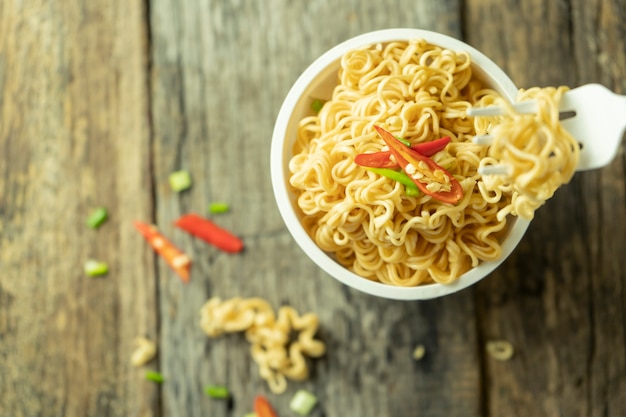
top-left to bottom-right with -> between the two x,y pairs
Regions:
131,337 -> 157,366
412,344 -> 426,360
200,297 -> 326,394
200,296 -> 266,336
486,340 -> 514,361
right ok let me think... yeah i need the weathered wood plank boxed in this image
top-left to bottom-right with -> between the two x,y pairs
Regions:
466,0 -> 626,416
2,0 -> 624,416
0,1 -> 157,416
149,0 -> 483,416
570,1 -> 626,415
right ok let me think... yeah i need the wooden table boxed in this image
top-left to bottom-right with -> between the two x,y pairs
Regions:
2,1 -> 625,416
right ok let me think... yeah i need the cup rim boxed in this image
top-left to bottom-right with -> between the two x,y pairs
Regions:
270,28 -> 530,300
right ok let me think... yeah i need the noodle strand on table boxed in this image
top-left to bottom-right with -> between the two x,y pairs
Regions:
200,297 -> 325,394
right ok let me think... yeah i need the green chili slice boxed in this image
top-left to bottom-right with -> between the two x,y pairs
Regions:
395,136 -> 412,147
289,389 -> 318,416
368,167 -> 420,196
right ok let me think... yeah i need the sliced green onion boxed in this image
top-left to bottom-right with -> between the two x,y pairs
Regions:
311,98 -> 325,113
289,389 -> 318,416
204,385 -> 230,399
395,136 -> 412,147
84,260 -> 109,277
169,170 -> 192,192
86,207 -> 108,228
208,202 -> 230,214
145,370 -> 164,383
368,167 -> 420,196
243,414 -> 257,417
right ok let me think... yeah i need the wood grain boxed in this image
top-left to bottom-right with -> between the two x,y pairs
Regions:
1,0 -> 624,416
0,1 -> 158,416
467,0 -> 626,416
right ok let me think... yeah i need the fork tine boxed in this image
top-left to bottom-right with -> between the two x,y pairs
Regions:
470,84 -> 625,171
478,164 -> 512,176
467,100 -> 538,117
472,134 -> 493,145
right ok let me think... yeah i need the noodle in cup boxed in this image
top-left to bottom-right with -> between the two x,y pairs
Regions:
270,29 -> 530,300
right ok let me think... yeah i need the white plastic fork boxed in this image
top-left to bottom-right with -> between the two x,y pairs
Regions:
466,84 -> 626,175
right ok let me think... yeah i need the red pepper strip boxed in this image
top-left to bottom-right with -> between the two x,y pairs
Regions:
254,395 -> 278,417
374,126 -> 463,204
134,221 -> 191,282
413,136 -> 451,156
174,213 -> 244,253
354,136 -> 451,169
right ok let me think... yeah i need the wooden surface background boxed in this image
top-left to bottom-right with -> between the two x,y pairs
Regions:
1,0 -> 625,416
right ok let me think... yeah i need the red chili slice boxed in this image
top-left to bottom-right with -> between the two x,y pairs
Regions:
354,136 -> 451,169
373,126 -> 463,204
254,395 -> 278,417
413,136 -> 451,156
134,221 -> 191,282
174,213 -> 244,253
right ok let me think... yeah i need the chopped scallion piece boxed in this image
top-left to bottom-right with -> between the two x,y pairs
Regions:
84,260 -> 109,277
145,370 -> 164,383
208,202 -> 230,214
169,170 -> 192,192
86,207 -> 108,228
311,98 -> 325,113
244,414 -> 257,417
204,385 -> 230,399
289,389 -> 318,416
